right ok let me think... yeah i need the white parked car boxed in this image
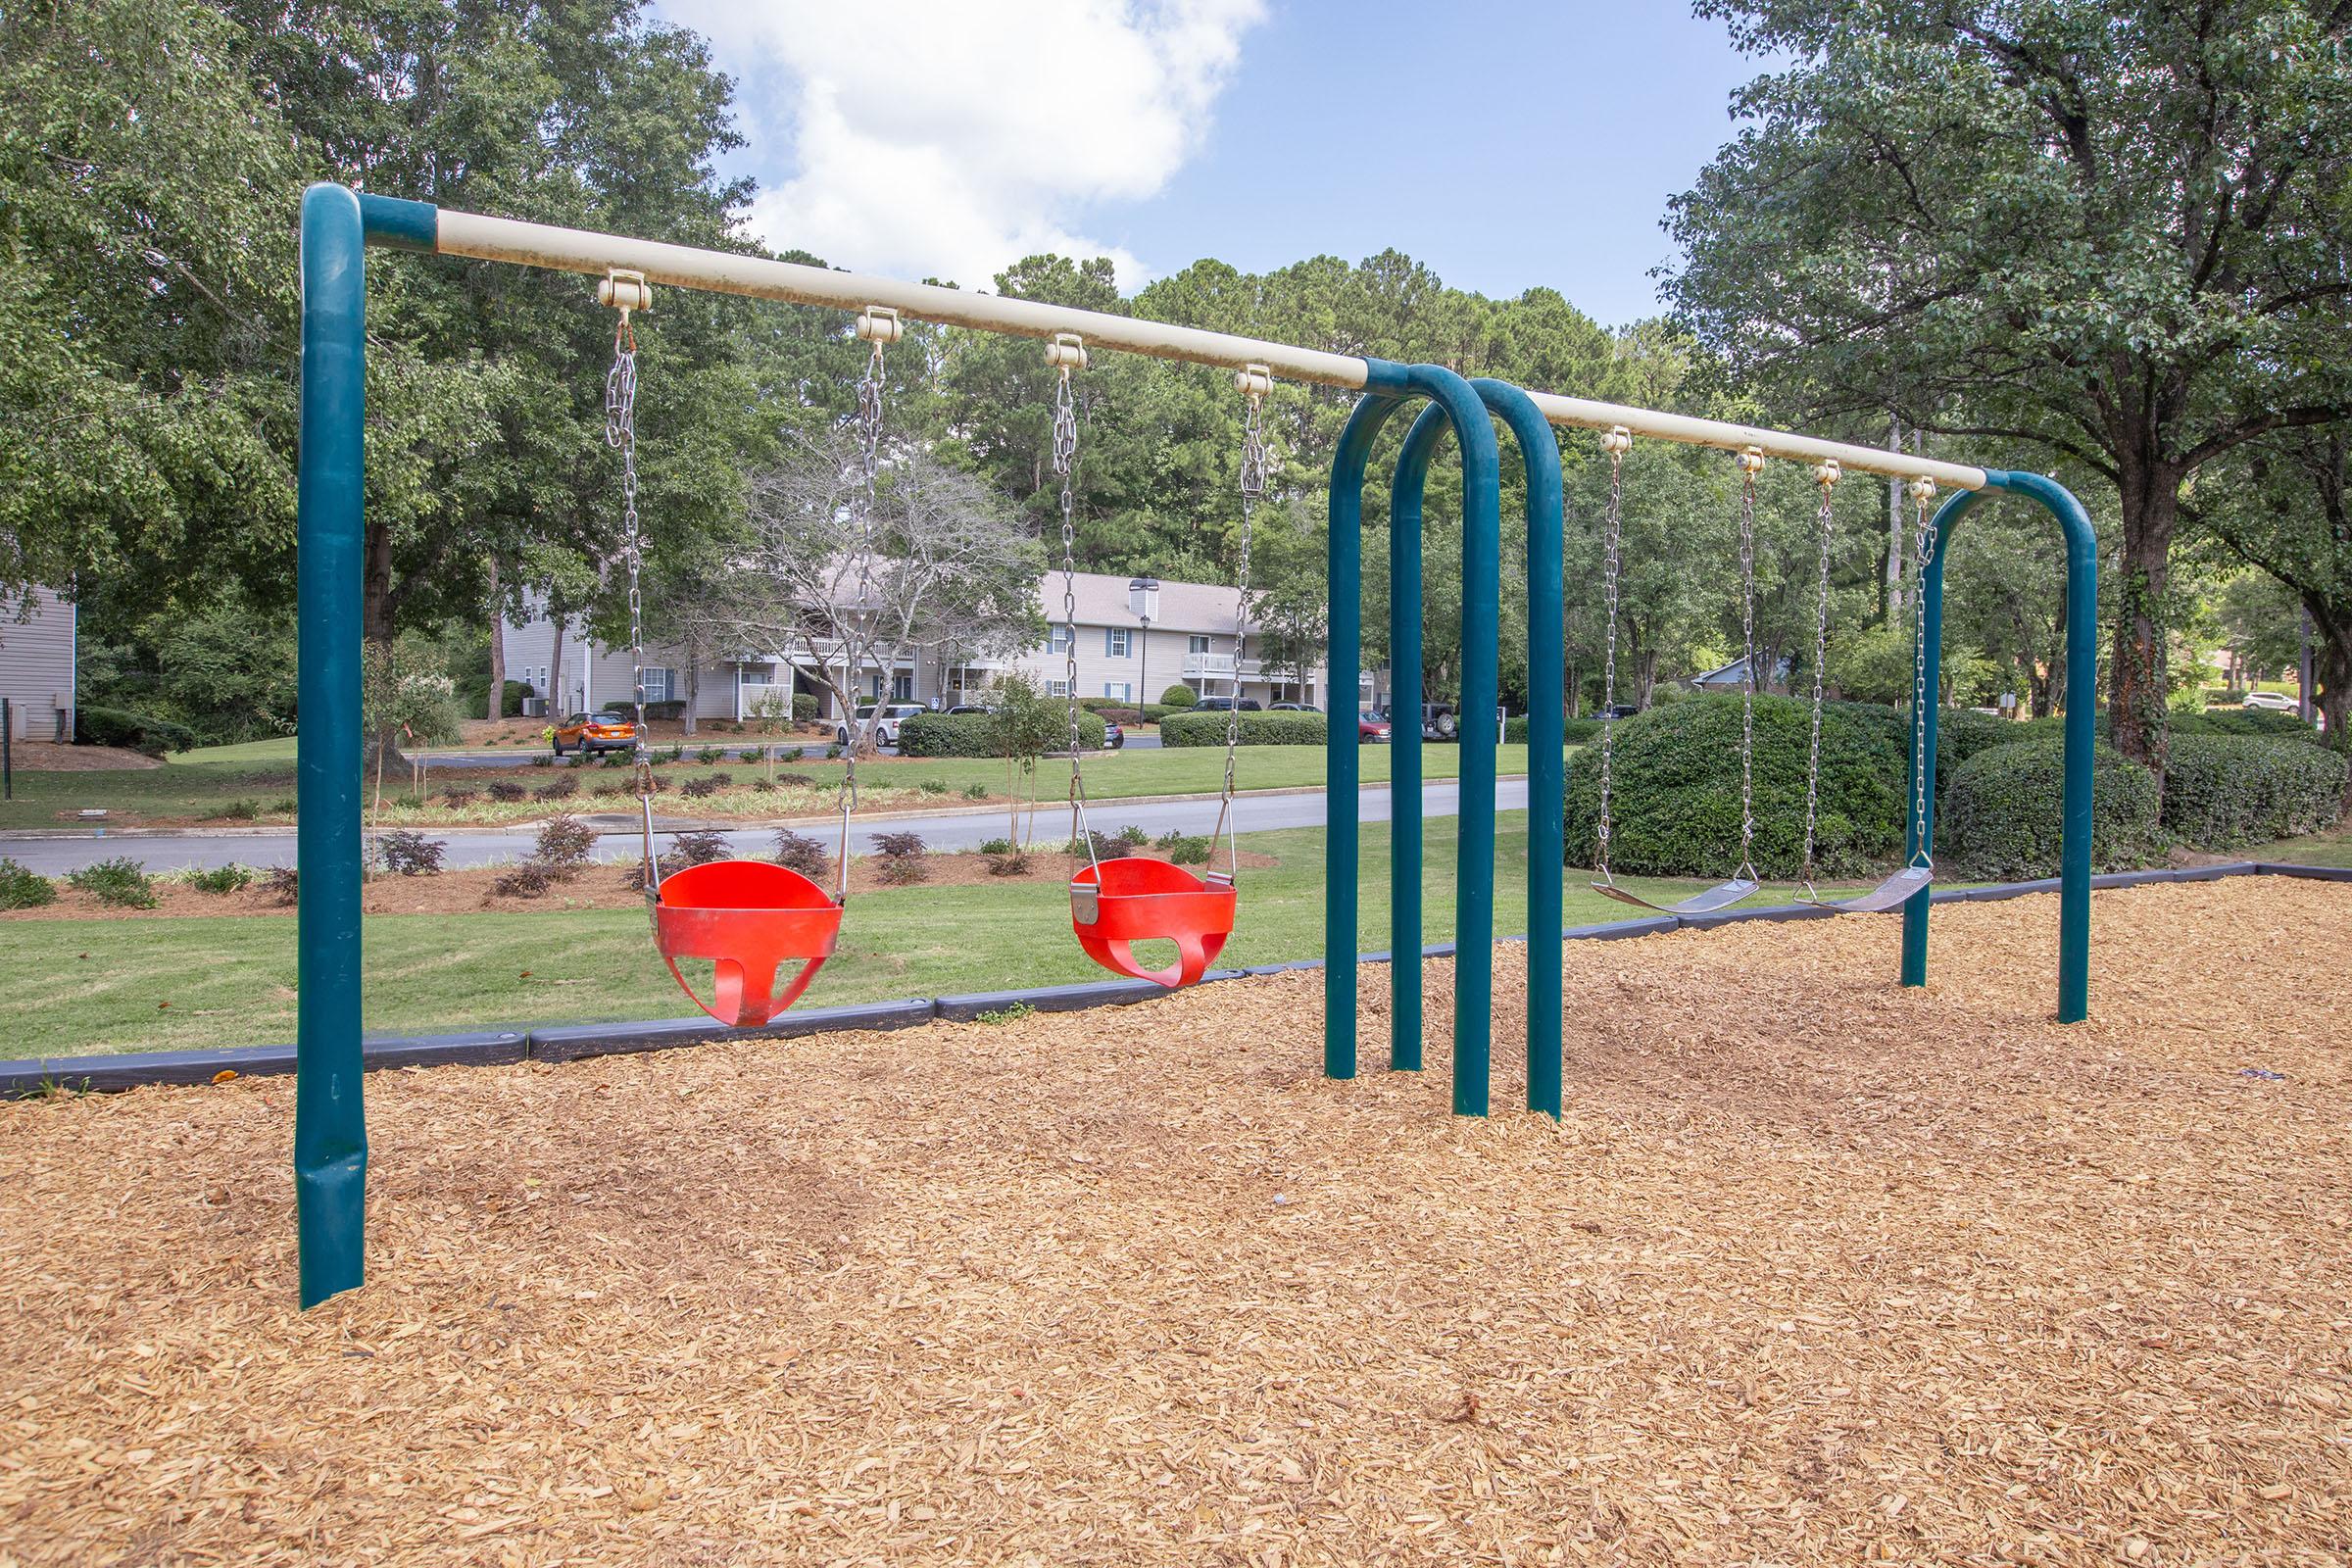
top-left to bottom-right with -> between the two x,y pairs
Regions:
2240,691 -> 2299,712
835,703 -> 926,748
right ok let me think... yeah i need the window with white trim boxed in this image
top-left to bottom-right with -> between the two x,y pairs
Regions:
1050,624 -> 1073,655
1102,682 -> 1131,702
1047,679 -> 1071,698
1189,634 -> 1211,655
642,667 -> 673,703
1105,627 -> 1131,658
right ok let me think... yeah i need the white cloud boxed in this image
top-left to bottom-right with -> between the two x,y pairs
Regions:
662,0 -> 1265,293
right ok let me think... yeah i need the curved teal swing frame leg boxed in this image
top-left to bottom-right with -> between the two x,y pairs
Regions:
1899,469 -> 2099,1024
1324,363 -> 1502,1115
292,186 -> 436,1308
1390,383 -> 1563,1119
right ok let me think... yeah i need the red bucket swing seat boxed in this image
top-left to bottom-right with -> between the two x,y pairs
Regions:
1069,858 -> 1237,989
652,859 -> 843,1027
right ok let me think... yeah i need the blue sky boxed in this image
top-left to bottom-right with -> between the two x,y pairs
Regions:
651,1 -> 1763,329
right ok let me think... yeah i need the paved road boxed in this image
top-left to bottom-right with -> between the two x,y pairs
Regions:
4,778 -> 1527,875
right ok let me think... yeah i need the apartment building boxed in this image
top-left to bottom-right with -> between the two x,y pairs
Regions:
505,570 -> 1331,721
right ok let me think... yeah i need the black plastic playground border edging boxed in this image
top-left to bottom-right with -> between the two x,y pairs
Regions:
2,859 -> 2339,1100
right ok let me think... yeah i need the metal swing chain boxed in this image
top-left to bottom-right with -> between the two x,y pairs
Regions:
601,270 -> 658,900
1735,448 -> 1765,880
1048,334 -> 1096,872
1213,365 -> 1273,884
839,307 -> 899,904
1594,427 -> 1632,881
1906,475 -> 1939,869
1799,460 -> 1839,892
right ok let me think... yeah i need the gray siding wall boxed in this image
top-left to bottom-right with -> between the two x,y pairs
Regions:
0,587 -> 75,741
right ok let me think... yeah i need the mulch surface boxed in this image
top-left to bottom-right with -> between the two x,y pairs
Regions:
1,878 -> 2346,1565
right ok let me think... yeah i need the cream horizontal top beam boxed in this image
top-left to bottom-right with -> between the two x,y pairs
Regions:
431,207 -> 1987,491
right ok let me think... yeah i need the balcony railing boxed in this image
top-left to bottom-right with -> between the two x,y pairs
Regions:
1181,653 -> 1265,679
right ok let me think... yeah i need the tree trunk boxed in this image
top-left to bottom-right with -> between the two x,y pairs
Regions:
1886,416 -> 1905,620
680,658 -> 699,737
2309,594 -> 2352,814
2109,462 -> 2180,789
547,612 -> 568,723
486,556 -> 506,721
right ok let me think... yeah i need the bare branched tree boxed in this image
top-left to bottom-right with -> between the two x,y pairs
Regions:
723,429 -> 1046,756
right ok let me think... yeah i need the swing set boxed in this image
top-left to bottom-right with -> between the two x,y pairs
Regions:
289,184 -> 2103,1307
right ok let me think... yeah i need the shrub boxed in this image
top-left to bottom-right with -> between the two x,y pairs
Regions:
2160,735 -> 2348,850
263,865 -> 298,905
962,781 -> 990,800
774,771 -> 814,787
269,796 -> 297,815
533,812 -> 597,876
920,778 -> 949,795
1561,695 -> 1908,879
696,746 -> 727,765
750,777 -> 777,793
667,828 -> 731,868
1086,830 -> 1134,862
825,743 -> 844,760
986,850 -> 1030,876
185,863 -> 251,895
1939,740 -> 2165,880
773,829 -> 828,878
593,780 -> 628,798
658,744 -> 685,763
641,700 -> 687,721
491,859 -> 556,899
69,858 -> 158,909
899,710 -> 1107,758
0,858 -> 57,908
976,837 -> 1013,856
532,775 -> 579,801
375,829 -> 446,877
1115,823 -> 1148,845
77,706 -> 198,757
680,775 -> 724,800
792,693 -> 818,722
486,780 -> 526,803
1160,710 -> 1327,748
872,830 -> 927,885
529,753 -> 553,767
1502,714 -> 1605,745
1153,832 -> 1211,865
208,798 -> 259,822
1160,684 -> 1199,709
440,788 -> 478,808
738,747 -> 763,763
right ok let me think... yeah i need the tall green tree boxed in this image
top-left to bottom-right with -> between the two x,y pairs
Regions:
1664,0 -> 2352,786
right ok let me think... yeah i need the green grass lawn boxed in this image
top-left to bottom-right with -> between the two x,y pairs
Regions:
0,809 -> 1859,1060
0,743 -> 1538,831
2258,821 -> 2352,867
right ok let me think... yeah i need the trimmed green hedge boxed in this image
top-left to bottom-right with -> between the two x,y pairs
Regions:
1501,714 -> 1605,745
1938,739 -> 2165,880
1161,710 -> 1328,747
1560,695 -> 1908,879
78,706 -> 198,757
2160,735 -> 2348,849
1159,685 -> 1199,708
898,710 -> 1107,758
2007,708 -> 2322,747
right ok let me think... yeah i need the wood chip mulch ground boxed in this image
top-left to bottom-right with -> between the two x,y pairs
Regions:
1,878 -> 2345,1566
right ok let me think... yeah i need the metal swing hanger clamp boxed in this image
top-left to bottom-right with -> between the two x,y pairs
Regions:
599,268 -> 654,321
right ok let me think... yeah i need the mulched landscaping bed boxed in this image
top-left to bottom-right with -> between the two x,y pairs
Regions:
1,877 -> 2345,1565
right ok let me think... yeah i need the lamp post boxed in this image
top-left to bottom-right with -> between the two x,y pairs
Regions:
1129,574 -> 1159,709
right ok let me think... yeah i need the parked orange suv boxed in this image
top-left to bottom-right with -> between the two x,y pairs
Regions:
552,709 -> 639,757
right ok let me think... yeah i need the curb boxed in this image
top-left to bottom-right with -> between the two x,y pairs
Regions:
4,860 -> 2342,1100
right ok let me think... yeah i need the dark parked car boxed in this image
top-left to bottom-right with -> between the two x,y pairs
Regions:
1102,719 -> 1126,750
1415,703 -> 1458,740
1597,702 -> 1640,720
1268,701 -> 1316,712
1194,696 -> 1262,712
